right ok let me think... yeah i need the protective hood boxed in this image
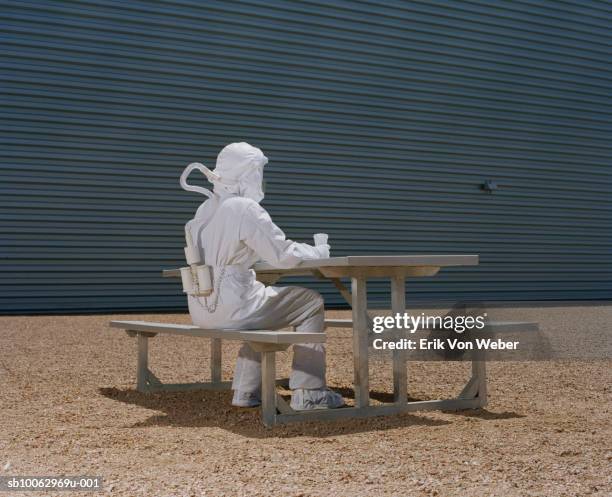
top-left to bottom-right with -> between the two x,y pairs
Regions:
180,142 -> 268,203
213,142 -> 268,203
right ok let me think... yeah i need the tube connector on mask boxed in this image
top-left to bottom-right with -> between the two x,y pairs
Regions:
180,162 -> 220,197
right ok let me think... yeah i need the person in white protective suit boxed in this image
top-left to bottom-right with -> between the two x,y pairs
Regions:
180,142 -> 345,410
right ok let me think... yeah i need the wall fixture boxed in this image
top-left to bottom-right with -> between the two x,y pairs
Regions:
481,180 -> 498,193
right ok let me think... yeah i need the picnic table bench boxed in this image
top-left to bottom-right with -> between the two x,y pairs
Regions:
110,255 -> 537,427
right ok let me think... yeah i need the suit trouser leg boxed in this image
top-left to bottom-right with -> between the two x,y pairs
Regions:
232,288 -> 326,394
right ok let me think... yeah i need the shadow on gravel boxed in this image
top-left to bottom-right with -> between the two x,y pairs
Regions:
99,387 -> 451,438
331,386 -> 423,403
447,409 -> 525,420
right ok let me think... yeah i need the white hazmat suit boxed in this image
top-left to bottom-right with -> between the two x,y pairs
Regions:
182,142 -> 344,410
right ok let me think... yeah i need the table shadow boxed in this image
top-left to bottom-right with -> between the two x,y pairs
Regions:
331,386 -> 422,403
99,386 -> 451,438
446,409 -> 525,420
335,388 -> 525,420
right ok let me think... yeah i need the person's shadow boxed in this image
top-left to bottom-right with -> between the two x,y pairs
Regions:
99,386 -> 456,438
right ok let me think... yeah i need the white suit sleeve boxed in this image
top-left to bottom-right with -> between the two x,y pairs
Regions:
240,202 -> 327,268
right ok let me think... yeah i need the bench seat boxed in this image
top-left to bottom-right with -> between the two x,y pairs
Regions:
110,320 -> 326,344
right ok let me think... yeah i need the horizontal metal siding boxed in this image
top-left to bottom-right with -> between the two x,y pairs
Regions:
1,0 -> 611,313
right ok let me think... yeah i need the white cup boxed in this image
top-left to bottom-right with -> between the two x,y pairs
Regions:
313,233 -> 329,246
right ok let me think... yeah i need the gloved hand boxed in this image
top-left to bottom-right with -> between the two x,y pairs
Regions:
315,244 -> 331,259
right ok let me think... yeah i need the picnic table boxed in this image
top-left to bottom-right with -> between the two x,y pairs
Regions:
152,254 -> 486,425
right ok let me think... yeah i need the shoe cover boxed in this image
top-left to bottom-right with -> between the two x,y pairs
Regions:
290,388 -> 345,411
232,390 -> 261,407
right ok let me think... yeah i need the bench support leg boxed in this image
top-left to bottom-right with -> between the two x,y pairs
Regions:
261,350 -> 277,427
131,330 -> 231,393
459,351 -> 487,406
211,338 -> 222,384
391,275 -> 407,405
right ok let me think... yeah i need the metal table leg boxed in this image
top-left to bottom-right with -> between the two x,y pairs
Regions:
137,333 -> 149,393
391,275 -> 407,405
472,349 -> 488,407
351,276 -> 369,407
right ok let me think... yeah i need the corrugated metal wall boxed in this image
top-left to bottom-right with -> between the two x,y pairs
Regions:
2,0 -> 611,314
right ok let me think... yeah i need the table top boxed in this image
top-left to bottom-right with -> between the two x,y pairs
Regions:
163,254 -> 478,278
254,254 -> 478,271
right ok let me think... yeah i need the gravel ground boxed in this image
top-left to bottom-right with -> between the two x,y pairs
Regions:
1,305 -> 610,496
